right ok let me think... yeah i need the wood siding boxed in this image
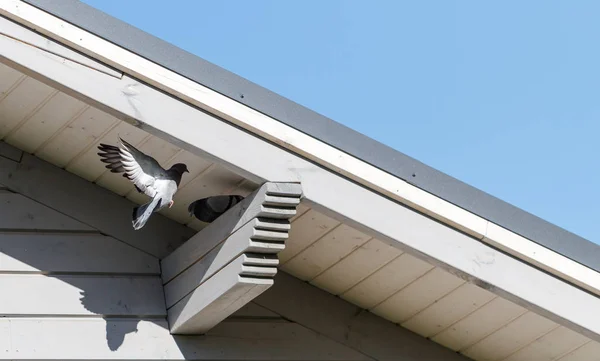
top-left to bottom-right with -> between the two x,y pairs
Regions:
0,142 -> 465,360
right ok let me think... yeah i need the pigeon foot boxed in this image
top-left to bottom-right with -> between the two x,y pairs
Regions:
169,200 -> 174,208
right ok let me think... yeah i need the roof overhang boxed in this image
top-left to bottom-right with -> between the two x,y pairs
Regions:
1,1 -> 599,359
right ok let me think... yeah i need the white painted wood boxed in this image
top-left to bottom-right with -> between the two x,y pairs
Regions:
0,14 -> 121,78
255,271 -> 471,361
168,254 -> 274,334
557,340 -> 600,361
485,222 -> 600,298
0,140 -> 21,161
0,317 -> 372,360
5,89 -> 87,154
0,61 -> 23,98
462,312 -> 558,361
432,296 -> 527,352
0,233 -> 159,274
0,274 -> 165,316
311,238 -> 402,295
282,224 -> 371,281
503,326 -> 589,361
279,209 -> 340,264
370,267 -> 465,322
291,202 -> 311,222
0,151 -> 195,258
3,19 -> 599,343
9,0 -> 599,310
0,192 -> 93,231
341,253 -> 434,310
164,220 -> 284,307
161,182 -> 300,283
35,105 -> 118,167
230,302 -> 282,319
66,119 -> 146,182
401,282 -> 496,338
0,75 -> 54,138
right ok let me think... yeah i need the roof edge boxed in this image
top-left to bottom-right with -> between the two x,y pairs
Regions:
20,0 -> 600,272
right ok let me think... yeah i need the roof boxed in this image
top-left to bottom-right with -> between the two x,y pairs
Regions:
2,2 -> 600,360
22,0 -> 599,273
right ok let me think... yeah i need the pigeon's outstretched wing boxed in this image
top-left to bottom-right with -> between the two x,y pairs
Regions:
97,137 -> 167,198
188,195 -> 245,223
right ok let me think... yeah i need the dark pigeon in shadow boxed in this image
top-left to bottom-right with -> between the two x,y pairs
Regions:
188,195 -> 244,223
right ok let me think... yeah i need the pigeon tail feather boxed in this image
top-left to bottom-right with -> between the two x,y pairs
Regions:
132,196 -> 162,230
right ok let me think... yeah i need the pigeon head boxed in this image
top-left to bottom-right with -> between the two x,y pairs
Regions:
170,163 -> 189,174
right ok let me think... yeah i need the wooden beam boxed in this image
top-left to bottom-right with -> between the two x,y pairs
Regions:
163,182 -> 301,334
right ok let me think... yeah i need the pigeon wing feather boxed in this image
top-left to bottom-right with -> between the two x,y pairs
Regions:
97,137 -> 168,198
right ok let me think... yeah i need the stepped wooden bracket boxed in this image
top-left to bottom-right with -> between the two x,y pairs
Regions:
161,182 -> 302,334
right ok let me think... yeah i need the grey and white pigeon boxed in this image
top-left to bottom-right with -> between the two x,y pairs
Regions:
97,137 -> 189,230
188,195 -> 244,223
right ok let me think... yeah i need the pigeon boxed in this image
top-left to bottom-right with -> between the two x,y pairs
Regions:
97,137 -> 189,230
188,195 -> 244,223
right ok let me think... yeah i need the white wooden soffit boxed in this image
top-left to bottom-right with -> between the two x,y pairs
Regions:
4,7 -> 600,343
162,182 -> 302,334
0,0 -> 597,300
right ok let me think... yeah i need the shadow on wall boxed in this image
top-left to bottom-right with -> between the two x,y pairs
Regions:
79,290 -> 142,351
0,188 -> 167,351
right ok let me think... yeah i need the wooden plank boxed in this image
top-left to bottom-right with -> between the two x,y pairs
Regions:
161,182 -> 301,284
557,341 -> 600,361
0,138 -> 22,161
281,223 -> 371,281
401,282 -> 496,338
0,317 -> 372,360
255,271 -> 471,361
0,149 -> 195,258
341,253 -> 434,310
0,233 -> 159,274
0,14 -> 121,78
370,267 -> 465,322
3,20 -> 598,343
0,61 -> 23,97
0,274 -> 165,316
168,255 -> 274,334
5,90 -> 87,154
311,238 -> 402,295
279,209 -> 340,264
432,296 -> 527,352
35,105 -> 118,167
164,220 -> 284,307
462,311 -> 558,361
503,326 -> 589,361
229,301 -> 282,319
0,75 -> 55,138
0,191 -> 94,231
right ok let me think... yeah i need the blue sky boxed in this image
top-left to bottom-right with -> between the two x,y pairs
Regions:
82,0 -> 599,243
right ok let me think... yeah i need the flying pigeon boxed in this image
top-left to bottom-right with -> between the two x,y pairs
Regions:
97,137 -> 189,230
188,195 -> 244,223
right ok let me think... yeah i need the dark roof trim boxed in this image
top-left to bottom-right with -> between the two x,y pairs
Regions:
24,0 -> 600,272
